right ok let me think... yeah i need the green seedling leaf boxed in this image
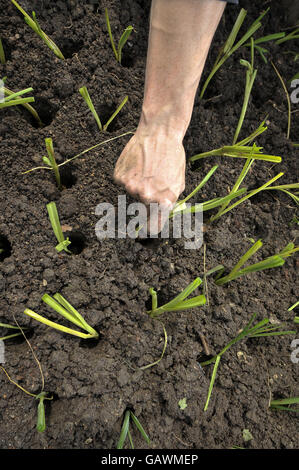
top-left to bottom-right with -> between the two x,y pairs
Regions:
53,293 -> 94,333
45,138 -> 61,189
130,412 -> 150,445
22,131 -> 135,175
242,429 -> 253,442
276,27 -> 299,45
105,7 -> 134,64
0,322 -> 26,341
36,392 -> 46,432
103,95 -> 128,131
172,165 -> 218,212
214,172 -> 284,220
11,0 -> 65,59
0,38 -> 5,64
105,7 -> 118,61
24,294 -> 99,339
117,410 -> 150,449
288,301 -> 299,311
42,156 -> 51,166
47,202 -> 71,253
233,40 -> 257,144
148,278 -> 206,318
2,84 -> 42,125
117,411 -> 131,449
178,398 -> 188,410
199,8 -> 270,98
79,86 -> 103,131
79,87 -> 128,132
204,355 -> 221,411
190,144 -> 281,163
270,397 -> 299,413
118,26 -> 133,64
55,239 -> 71,253
200,313 -> 294,368
215,240 -> 298,285
0,83 -> 37,116
24,308 -> 94,339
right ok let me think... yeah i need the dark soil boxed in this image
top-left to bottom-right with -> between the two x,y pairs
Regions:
0,0 -> 298,450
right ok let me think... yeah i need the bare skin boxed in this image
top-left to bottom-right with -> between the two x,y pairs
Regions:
114,0 -> 226,233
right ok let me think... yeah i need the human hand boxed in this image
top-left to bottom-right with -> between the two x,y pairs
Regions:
113,122 -> 186,235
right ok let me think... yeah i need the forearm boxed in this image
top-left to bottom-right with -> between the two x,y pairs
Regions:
141,0 -> 226,137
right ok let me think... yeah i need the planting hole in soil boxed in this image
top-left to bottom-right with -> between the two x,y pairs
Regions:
135,237 -> 162,249
42,391 -> 59,420
58,38 -> 84,59
95,104 -> 123,132
197,353 -> 214,364
79,328 -> 102,349
120,50 -> 136,68
0,38 -> 11,61
59,166 -> 77,189
4,327 -> 34,345
0,235 -> 12,261
25,97 -> 58,128
64,231 -> 86,255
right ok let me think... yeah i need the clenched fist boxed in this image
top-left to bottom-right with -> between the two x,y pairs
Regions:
114,121 -> 186,234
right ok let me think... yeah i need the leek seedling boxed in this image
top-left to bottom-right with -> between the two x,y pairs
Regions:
233,39 -> 257,145
24,293 -> 99,339
244,32 -> 286,63
0,38 -> 5,64
261,183 -> 299,205
270,397 -> 299,413
0,79 -> 35,110
117,410 -> 150,449
105,8 -> 133,64
0,322 -> 25,341
79,86 -> 128,132
201,313 -> 295,410
174,167 -> 297,223
210,176 -> 298,222
22,131 -> 134,175
210,40 -> 258,219
11,0 -> 65,60
288,301 -> 299,323
0,321 -> 52,432
140,278 -> 206,370
188,121 -> 298,221
276,28 -> 299,45
46,202 -> 71,254
2,80 -> 42,126
148,277 -> 206,319
170,165 -> 248,218
199,8 -> 269,99
214,240 -> 298,286
189,141 -> 281,164
42,138 -> 61,189
0,366 -> 52,432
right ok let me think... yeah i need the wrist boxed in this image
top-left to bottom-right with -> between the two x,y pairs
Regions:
139,96 -> 195,141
